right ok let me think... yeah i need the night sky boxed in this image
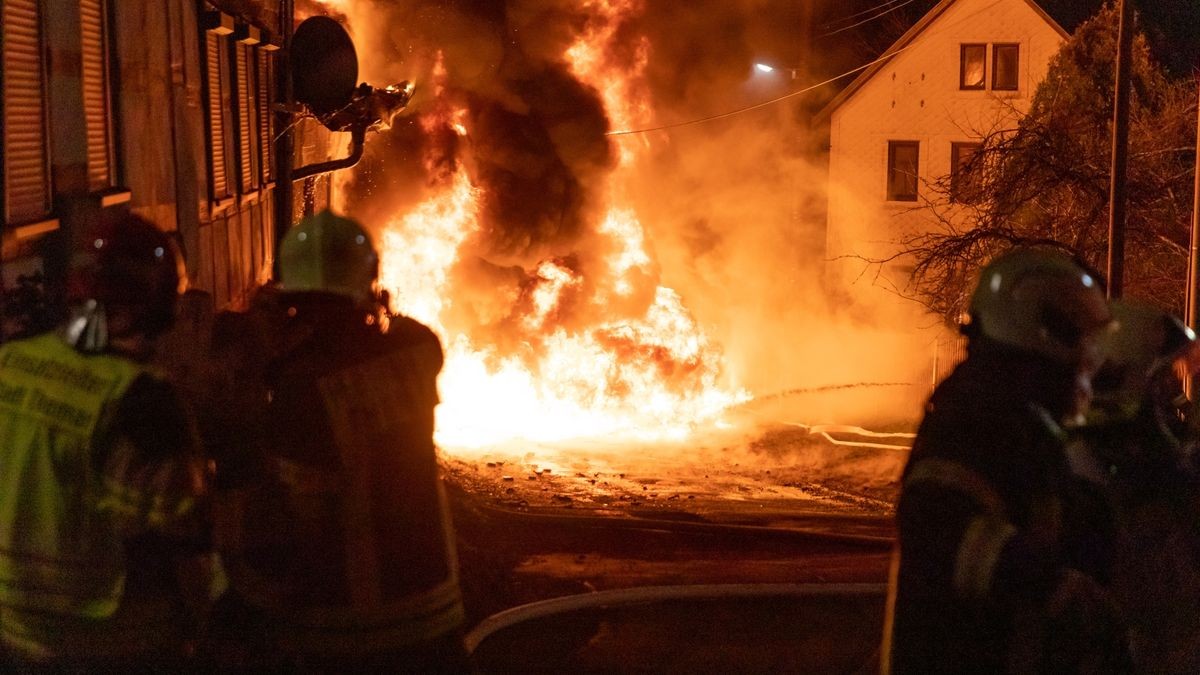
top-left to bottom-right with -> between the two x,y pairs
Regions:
819,0 -> 1200,78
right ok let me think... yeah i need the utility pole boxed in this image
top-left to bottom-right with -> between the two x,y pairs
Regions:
1186,80 -> 1200,399
1106,0 -> 1134,299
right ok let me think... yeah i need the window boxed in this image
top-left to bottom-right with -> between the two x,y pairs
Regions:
951,142 -> 983,204
234,33 -> 260,194
960,43 -> 1021,92
80,0 -> 115,191
960,44 -> 986,90
3,0 -> 53,225
257,46 -> 277,185
887,141 -> 920,202
993,44 -> 1019,91
205,12 -> 276,205
203,11 -> 235,203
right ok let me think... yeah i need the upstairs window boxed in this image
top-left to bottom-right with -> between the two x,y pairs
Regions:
203,11 -> 235,204
950,142 -> 983,204
960,44 -> 986,90
234,34 -> 260,194
257,46 -> 277,185
2,0 -> 53,225
887,141 -> 920,202
992,44 -> 1019,91
80,0 -> 115,192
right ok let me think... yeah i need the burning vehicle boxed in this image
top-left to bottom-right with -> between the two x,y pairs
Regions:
296,0 -> 925,498
288,0 -> 929,669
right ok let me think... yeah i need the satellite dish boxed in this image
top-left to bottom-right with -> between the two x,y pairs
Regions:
291,16 -> 358,117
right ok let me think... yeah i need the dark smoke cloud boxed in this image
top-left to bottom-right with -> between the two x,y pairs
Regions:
312,0 -> 933,427
321,0 -> 614,266
464,62 -> 611,262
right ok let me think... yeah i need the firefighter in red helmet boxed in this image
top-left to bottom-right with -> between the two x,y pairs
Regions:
0,214 -> 208,670
206,211 -> 468,672
882,248 -> 1130,673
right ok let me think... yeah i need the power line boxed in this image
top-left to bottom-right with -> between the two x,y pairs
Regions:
820,0 -> 922,38
820,0 -> 908,30
606,43 -> 914,137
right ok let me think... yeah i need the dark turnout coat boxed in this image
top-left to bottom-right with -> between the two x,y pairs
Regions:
886,344 -> 1129,674
210,292 -> 464,665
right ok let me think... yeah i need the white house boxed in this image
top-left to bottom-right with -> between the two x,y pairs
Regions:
822,0 -> 1067,315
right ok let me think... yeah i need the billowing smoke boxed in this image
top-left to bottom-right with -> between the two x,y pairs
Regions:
307,0 -> 935,450
624,0 -> 935,425
313,0 -> 614,266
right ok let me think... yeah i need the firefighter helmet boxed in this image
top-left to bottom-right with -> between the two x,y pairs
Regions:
966,248 -> 1113,366
67,213 -> 187,338
1092,300 -> 1195,416
278,210 -> 379,302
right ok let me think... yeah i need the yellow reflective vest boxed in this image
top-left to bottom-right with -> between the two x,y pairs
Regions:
0,332 -> 164,660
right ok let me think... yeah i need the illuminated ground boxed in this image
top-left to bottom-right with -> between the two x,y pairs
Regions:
443,412 -> 912,526
445,410 -> 911,626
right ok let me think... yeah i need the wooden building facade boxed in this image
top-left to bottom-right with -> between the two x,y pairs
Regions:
0,0 -> 329,337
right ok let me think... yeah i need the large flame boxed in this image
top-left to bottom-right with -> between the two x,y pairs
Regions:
362,1 -> 748,453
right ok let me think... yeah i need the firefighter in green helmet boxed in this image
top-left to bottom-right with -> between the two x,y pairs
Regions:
206,210 -> 468,672
0,213 -> 208,670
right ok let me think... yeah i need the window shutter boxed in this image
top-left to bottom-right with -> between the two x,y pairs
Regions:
79,0 -> 113,191
205,32 -> 229,199
235,42 -> 258,192
258,48 -> 275,184
2,0 -> 52,224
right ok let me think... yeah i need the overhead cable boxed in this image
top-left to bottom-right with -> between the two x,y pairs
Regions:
820,0 -> 909,30
605,42 -> 915,136
820,0 -> 922,38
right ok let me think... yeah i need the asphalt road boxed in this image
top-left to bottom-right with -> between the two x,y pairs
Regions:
444,418 -> 903,672
468,584 -> 887,674
448,475 -> 895,622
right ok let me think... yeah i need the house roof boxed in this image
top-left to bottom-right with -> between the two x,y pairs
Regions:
815,0 -> 1068,122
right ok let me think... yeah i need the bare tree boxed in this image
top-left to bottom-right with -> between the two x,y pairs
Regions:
885,5 -> 1197,323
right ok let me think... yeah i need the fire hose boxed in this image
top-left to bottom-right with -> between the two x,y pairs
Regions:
464,581 -> 887,653
735,382 -> 918,451
787,423 -> 915,451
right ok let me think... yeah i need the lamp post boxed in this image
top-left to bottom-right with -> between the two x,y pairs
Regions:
754,63 -> 799,80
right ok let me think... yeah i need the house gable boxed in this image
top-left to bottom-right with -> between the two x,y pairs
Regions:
818,0 -> 1067,122
823,0 -> 1068,317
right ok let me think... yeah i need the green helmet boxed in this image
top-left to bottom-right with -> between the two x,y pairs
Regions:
278,210 -> 379,302
1092,300 -> 1195,418
967,248 -> 1113,366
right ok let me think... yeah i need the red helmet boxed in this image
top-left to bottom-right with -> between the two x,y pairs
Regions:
67,214 -> 187,337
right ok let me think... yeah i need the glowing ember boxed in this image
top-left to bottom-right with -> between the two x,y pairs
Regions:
364,2 -> 748,452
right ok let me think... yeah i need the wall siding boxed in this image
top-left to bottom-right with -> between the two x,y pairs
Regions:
827,0 -> 1064,290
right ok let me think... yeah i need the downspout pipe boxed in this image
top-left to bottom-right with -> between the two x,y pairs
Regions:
273,0 -> 296,275
290,125 -> 366,182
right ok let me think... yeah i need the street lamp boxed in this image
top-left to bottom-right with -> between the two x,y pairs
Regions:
754,62 -> 799,80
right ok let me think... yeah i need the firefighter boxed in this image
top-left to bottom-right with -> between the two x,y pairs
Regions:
210,210 -> 468,672
0,214 -> 207,670
1076,301 -> 1200,673
882,248 -> 1129,674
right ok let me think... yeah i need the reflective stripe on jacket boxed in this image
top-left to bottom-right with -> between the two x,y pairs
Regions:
904,458 -> 1018,600
0,333 -> 157,659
